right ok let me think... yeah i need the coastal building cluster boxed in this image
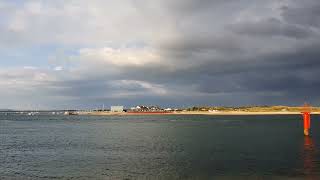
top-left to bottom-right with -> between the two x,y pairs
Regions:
81,105 -> 180,114
128,105 -> 176,112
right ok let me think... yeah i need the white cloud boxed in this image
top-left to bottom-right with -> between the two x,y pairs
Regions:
54,66 -> 63,71
23,66 -> 37,70
78,47 -> 161,66
2,0 -> 165,46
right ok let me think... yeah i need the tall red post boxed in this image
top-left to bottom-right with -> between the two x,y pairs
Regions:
303,112 -> 311,136
302,103 -> 312,136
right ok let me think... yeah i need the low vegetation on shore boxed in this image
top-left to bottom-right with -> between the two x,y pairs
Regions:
186,106 -> 320,112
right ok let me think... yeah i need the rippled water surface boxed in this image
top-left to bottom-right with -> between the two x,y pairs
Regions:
1,114 -> 320,179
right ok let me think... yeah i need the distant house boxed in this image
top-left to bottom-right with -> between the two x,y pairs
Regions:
111,106 -> 124,112
128,105 -> 165,112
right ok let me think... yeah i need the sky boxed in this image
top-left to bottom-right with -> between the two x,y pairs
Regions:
0,0 -> 320,110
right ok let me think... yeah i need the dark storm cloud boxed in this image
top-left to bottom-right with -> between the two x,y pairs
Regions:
157,34 -> 245,57
229,18 -> 315,39
106,0 -> 320,105
281,0 -> 320,28
120,42 -> 320,91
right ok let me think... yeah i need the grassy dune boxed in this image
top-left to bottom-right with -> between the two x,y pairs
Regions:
187,106 -> 320,112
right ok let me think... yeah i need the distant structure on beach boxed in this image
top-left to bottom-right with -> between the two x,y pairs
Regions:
128,105 -> 175,113
129,105 -> 163,112
111,106 -> 124,112
64,110 -> 79,115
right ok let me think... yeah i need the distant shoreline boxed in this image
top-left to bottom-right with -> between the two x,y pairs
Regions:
78,111 -> 320,116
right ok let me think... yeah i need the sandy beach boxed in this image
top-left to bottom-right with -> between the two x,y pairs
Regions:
78,111 -> 320,116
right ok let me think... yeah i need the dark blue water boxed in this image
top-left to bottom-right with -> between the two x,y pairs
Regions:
1,114 -> 320,179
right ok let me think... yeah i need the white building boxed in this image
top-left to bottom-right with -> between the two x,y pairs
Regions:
111,106 -> 124,112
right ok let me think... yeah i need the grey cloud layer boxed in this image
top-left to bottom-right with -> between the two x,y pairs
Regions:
0,0 -> 320,109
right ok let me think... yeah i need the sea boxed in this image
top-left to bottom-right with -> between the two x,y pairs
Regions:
1,114 -> 320,179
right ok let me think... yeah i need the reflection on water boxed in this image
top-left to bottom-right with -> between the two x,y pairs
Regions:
302,136 -> 317,178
